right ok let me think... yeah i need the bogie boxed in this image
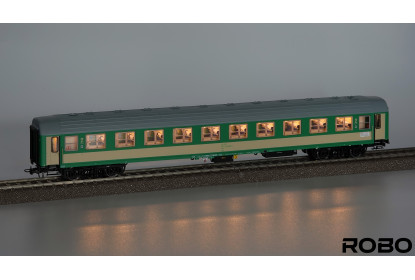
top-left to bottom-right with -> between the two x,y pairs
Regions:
306,145 -> 366,161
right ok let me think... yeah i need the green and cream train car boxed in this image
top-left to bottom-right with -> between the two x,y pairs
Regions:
26,96 -> 389,179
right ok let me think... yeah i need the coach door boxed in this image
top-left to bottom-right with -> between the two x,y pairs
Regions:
374,114 -> 386,140
46,136 -> 60,166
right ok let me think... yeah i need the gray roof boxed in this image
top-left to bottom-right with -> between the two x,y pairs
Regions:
32,96 -> 388,135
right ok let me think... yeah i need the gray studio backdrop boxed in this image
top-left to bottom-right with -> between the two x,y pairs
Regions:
0,24 -> 414,180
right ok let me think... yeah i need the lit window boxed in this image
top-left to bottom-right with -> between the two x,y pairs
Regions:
86,134 -> 106,149
145,130 -> 164,145
202,126 -> 220,142
115,132 -> 135,148
229,124 -> 248,139
359,116 -> 370,130
174,128 -> 192,143
336,117 -> 353,131
310,118 -> 327,134
51,136 -> 59,153
284,120 -> 301,136
257,122 -> 275,137
65,136 -> 78,151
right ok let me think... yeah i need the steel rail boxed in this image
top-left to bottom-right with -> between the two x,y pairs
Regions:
1,147 -> 415,191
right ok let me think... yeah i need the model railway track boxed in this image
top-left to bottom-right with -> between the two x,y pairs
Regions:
1,147 -> 415,191
0,177 -> 62,189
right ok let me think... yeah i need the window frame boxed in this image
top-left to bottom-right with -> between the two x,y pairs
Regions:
283,120 -> 301,136
201,126 -> 220,142
144,129 -> 164,146
359,115 -> 371,130
173,127 -> 193,144
229,124 -> 248,140
309,118 -> 327,134
64,135 -> 78,152
86,133 -> 106,150
115,131 -> 135,148
256,122 -> 275,138
335,116 -> 353,132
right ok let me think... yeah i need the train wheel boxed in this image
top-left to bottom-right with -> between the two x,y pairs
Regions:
343,147 -> 351,158
333,148 -> 344,159
104,165 -> 125,177
307,149 -> 318,161
80,168 -> 92,179
360,146 -> 367,156
317,148 -> 329,160
92,167 -> 101,178
96,168 -> 106,178
63,168 -> 79,180
350,146 -> 362,157
105,167 -> 118,177
118,165 -> 126,175
329,148 -> 337,159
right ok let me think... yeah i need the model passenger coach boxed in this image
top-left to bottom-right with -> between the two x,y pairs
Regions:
26,96 -> 389,179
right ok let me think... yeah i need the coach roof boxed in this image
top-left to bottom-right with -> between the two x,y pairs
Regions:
32,96 -> 388,135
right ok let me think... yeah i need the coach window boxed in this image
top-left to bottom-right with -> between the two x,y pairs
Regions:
359,116 -> 370,130
115,132 -> 135,148
310,119 -> 327,134
174,128 -> 192,144
375,114 -> 381,129
65,136 -> 78,151
336,117 -> 353,131
284,120 -> 301,136
229,124 -> 248,139
86,134 -> 106,150
51,136 -> 59,153
145,130 -> 164,145
257,122 -> 274,137
202,126 -> 220,141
